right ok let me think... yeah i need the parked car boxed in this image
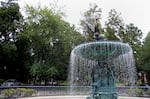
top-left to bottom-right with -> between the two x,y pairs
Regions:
1,79 -> 20,87
140,84 -> 150,91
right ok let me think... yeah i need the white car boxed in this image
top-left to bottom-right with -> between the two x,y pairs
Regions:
1,79 -> 19,87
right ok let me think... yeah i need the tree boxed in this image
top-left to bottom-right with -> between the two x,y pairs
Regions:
104,9 -> 124,41
23,5 -> 83,84
15,35 -> 31,82
121,24 -> 143,70
104,9 -> 143,74
80,3 -> 102,41
0,0 -> 25,81
80,7 -> 123,41
120,23 -> 143,47
139,32 -> 150,84
0,0 -> 23,42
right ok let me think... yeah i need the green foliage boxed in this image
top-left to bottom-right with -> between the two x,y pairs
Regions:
121,24 -> 142,43
0,1 -> 84,83
147,89 -> 150,95
46,66 -> 58,78
23,4 -> 83,83
0,0 -> 28,81
105,9 -> 123,41
139,32 -> 150,83
0,79 -> 4,84
0,0 -> 23,42
127,88 -> 144,96
16,88 -> 36,97
140,32 -> 150,64
29,62 -> 42,79
2,88 -> 16,98
105,9 -> 143,53
80,3 -> 102,41
134,88 -> 144,96
58,81 -> 69,86
122,24 -> 143,71
2,88 -> 36,98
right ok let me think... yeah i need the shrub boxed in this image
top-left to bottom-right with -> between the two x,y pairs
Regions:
147,90 -> 150,95
24,88 -> 36,96
16,88 -> 36,97
2,88 -> 16,98
16,88 -> 27,96
135,88 -> 144,96
2,88 -> 36,98
127,88 -> 144,96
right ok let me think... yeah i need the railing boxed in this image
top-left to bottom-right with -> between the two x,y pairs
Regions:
0,86 -> 149,98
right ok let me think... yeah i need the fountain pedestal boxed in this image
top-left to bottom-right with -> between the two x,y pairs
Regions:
88,85 -> 117,99
88,92 -> 117,99
87,59 -> 117,99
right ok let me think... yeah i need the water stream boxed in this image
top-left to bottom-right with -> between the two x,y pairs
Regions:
69,41 -> 136,96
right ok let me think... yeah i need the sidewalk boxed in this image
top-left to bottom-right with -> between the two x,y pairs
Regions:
19,95 -> 150,99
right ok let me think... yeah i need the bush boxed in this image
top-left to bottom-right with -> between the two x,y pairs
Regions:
24,88 -> 36,96
2,88 -> 16,98
147,90 -> 150,95
16,88 -> 27,96
2,88 -> 36,98
17,88 -> 36,96
127,88 -> 144,96
135,88 -> 144,96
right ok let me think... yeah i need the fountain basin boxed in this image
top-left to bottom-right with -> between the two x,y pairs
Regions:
70,41 -> 136,86
72,41 -> 131,60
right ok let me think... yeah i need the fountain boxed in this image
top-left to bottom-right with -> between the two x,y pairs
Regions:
69,19 -> 136,99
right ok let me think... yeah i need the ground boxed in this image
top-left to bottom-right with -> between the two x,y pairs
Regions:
20,95 -> 150,99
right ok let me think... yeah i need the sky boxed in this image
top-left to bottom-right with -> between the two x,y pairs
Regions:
6,0 -> 150,38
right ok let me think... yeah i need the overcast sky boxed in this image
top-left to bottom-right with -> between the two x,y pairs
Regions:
13,0 -> 150,38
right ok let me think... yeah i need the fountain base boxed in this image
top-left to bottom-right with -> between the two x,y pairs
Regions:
87,92 -> 118,99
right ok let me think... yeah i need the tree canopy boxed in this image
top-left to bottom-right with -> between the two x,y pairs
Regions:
22,5 -> 84,84
0,0 -> 24,81
139,32 -> 150,84
0,1 -> 84,84
80,3 -> 102,41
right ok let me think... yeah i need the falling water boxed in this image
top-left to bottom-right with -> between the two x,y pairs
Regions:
69,41 -> 136,95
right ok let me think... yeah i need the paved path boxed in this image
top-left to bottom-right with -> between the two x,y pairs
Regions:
20,95 -> 150,99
